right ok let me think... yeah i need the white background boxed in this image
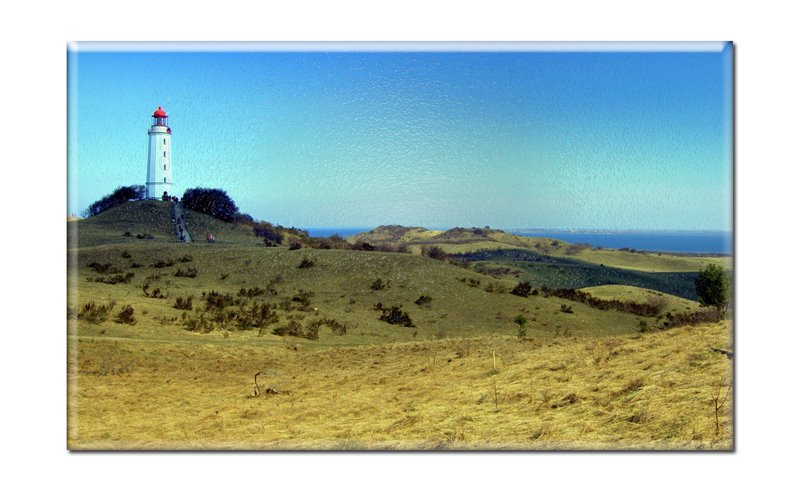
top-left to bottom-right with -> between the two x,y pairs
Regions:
1,1 -> 798,489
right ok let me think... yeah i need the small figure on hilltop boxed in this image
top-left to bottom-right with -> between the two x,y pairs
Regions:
206,232 -> 215,244
162,191 -> 170,201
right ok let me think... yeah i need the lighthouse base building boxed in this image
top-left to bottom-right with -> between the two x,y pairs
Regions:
146,106 -> 173,199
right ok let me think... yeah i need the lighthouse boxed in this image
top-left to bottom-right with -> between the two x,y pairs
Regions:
146,106 -> 173,199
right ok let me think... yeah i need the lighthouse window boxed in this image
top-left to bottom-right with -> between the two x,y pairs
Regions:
164,164 -> 166,170
163,151 -> 167,157
164,177 -> 167,183
163,138 -> 166,144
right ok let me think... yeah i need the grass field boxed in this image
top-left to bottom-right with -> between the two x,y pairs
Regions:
68,202 -> 733,450
69,321 -> 732,450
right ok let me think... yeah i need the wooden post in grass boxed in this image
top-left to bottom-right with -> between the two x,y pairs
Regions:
492,350 -> 496,372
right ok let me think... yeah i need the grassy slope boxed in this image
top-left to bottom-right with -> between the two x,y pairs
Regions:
582,285 -> 702,316
350,227 -> 732,273
69,320 -> 732,450
71,242 -> 648,344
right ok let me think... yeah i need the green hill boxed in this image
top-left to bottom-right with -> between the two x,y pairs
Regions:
68,200 -> 259,249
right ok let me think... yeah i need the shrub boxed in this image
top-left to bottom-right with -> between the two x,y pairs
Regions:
370,278 -> 387,291
273,321 -> 304,337
414,295 -> 432,306
351,241 -> 375,251
560,304 -> 574,314
142,283 -> 166,299
311,318 -> 348,335
203,290 -> 236,310
121,251 -> 132,259
78,300 -> 115,324
152,259 -> 175,268
511,281 -> 533,297
288,240 -> 302,250
182,187 -> 240,222
514,314 -> 528,337
291,290 -> 314,310
422,245 -> 448,260
94,272 -> 135,285
115,305 -> 137,325
252,221 -> 284,245
378,305 -> 414,327
136,233 -> 154,240
174,267 -> 198,278
178,254 -> 193,263
88,262 -> 116,274
298,257 -> 316,269
84,185 -> 145,217
173,296 -> 193,310
238,286 -> 266,298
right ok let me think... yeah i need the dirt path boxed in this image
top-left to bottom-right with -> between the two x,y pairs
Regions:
173,202 -> 193,243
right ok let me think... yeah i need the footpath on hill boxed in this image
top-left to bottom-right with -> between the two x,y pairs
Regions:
173,202 -> 193,243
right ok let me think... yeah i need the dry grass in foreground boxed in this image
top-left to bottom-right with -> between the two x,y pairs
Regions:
69,321 -> 732,450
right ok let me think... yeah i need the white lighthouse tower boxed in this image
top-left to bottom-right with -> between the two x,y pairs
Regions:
146,106 -> 173,199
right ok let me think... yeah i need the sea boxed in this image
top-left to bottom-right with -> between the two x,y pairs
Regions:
304,227 -> 733,255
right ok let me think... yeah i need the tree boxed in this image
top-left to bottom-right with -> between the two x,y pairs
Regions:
181,188 -> 239,222
84,185 -> 146,217
695,264 -> 731,319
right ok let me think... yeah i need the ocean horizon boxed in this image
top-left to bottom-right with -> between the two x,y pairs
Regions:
303,227 -> 733,255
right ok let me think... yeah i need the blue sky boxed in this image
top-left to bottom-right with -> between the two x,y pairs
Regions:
68,43 -> 733,230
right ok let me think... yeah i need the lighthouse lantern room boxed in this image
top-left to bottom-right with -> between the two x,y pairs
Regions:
146,106 -> 173,199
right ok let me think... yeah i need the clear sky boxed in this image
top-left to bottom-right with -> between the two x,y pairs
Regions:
68,43 -> 733,231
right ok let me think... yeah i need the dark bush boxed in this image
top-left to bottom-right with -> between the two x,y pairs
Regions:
178,254 -> 193,263
272,321 -> 302,338
143,283 -> 166,299
84,185 -> 145,217
121,251 -> 132,259
78,301 -> 115,324
298,257 -> 316,269
203,290 -> 237,310
152,259 -> 175,268
115,305 -> 137,325
560,304 -> 574,314
253,221 -> 284,245
173,296 -> 193,310
370,278 -> 387,291
414,295 -> 432,306
288,240 -> 302,250
422,245 -> 448,261
182,187 -> 240,222
88,262 -> 118,274
511,281 -> 533,297
291,290 -> 314,310
238,286 -> 266,298
136,233 -> 154,240
308,318 -> 348,335
95,272 -> 135,285
378,305 -> 414,327
352,241 -> 375,251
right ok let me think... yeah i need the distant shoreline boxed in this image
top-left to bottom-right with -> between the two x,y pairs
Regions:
303,227 -> 733,255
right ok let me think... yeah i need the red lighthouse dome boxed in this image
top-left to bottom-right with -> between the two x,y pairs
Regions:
153,106 -> 167,118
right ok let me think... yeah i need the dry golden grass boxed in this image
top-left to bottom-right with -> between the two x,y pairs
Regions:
69,321 -> 732,450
